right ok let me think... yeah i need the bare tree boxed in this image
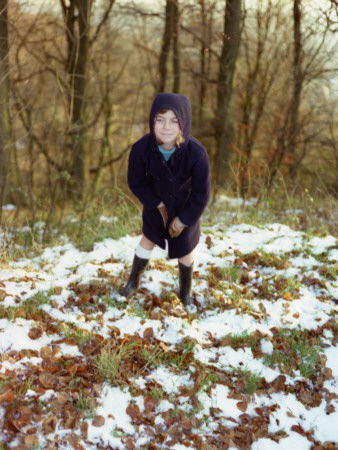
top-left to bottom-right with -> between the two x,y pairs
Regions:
263,0 -> 336,189
0,0 -> 11,219
326,0 -> 338,29
236,0 -> 281,196
60,0 -> 93,198
214,0 -> 242,190
172,0 -> 180,92
287,0 -> 303,178
2,0 -> 337,214
195,0 -> 217,128
157,0 -> 180,93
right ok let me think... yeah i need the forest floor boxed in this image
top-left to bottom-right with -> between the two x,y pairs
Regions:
0,197 -> 337,449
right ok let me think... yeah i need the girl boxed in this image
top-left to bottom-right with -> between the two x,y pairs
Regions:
121,93 -> 210,306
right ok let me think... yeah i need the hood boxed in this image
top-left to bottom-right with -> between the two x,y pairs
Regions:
149,93 -> 192,144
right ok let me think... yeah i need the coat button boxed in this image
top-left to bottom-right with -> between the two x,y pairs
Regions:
169,194 -> 173,198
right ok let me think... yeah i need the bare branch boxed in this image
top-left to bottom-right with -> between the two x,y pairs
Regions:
90,0 -> 116,45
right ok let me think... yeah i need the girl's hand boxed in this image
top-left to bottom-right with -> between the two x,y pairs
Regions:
157,202 -> 168,228
169,217 -> 184,238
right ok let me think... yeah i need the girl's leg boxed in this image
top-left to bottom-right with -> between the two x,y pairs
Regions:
178,251 -> 194,267
120,235 -> 155,299
177,251 -> 194,306
139,235 -> 156,251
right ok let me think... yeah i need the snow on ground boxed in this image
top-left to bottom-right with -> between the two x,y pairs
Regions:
0,222 -> 337,449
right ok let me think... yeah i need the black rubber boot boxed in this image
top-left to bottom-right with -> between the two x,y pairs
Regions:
178,262 -> 193,306
120,255 -> 149,299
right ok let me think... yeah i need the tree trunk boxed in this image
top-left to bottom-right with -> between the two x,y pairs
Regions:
172,0 -> 180,93
288,0 -> 303,179
0,0 -> 11,220
197,0 -> 207,127
157,0 -> 180,93
214,0 -> 242,190
61,0 -> 92,199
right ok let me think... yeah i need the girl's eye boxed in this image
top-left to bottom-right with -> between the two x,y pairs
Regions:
172,120 -> 178,124
156,117 -> 163,122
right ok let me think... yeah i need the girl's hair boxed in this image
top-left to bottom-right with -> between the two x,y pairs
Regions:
155,108 -> 185,147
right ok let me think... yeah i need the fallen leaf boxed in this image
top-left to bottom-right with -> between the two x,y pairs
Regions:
40,345 -> 52,357
42,415 -> 58,434
258,302 -> 267,315
143,327 -> 154,339
191,417 -> 202,428
180,416 -> 192,431
28,327 -> 43,340
64,432 -> 83,447
81,421 -> 88,439
201,444 -> 219,450
98,303 -> 106,313
255,407 -> 264,416
237,401 -> 248,412
125,438 -> 137,449
326,404 -> 335,414
24,435 -> 39,448
268,375 -> 286,393
234,257 -> 244,266
17,405 -> 32,424
39,372 -> 54,388
0,389 -> 15,403
291,423 -> 306,435
205,235 -> 214,249
126,403 -> 141,421
318,265 -> 328,276
64,415 -> 77,429
240,269 -> 251,284
298,386 -> 315,406
57,393 -> 69,405
284,292 -> 291,300
66,363 -> 79,376
92,415 -> 105,427
144,396 -> 160,413
108,326 -> 121,337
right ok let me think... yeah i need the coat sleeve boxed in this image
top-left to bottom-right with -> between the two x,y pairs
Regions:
127,144 -> 161,209
178,147 -> 210,227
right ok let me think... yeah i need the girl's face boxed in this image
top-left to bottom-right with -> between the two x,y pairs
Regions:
154,110 -> 180,150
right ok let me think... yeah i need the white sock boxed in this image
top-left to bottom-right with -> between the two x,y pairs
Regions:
135,245 -> 153,260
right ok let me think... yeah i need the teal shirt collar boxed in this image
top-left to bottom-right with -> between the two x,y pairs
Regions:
158,145 -> 176,161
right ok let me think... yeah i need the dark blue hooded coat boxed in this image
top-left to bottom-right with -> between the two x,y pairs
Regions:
127,93 -> 210,258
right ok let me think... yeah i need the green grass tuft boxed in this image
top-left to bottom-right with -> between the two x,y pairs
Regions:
95,340 -> 140,387
262,327 -> 322,378
242,368 -> 263,394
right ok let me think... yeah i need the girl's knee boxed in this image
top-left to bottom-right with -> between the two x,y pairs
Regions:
140,235 -> 155,250
178,252 -> 194,267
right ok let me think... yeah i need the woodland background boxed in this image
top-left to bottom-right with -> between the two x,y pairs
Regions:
0,0 -> 338,231
0,5 -> 338,446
